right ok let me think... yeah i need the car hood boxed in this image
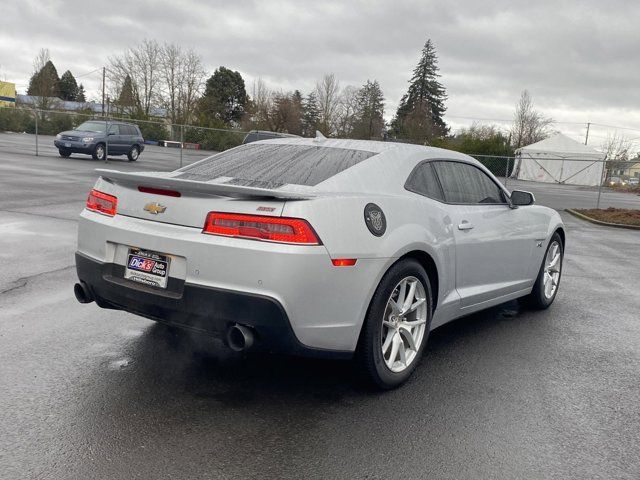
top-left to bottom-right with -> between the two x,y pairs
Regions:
58,130 -> 106,137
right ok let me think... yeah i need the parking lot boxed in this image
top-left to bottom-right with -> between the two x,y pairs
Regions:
1,133 -> 639,479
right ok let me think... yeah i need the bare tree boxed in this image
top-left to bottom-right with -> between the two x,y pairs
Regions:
160,43 -> 182,125
601,132 -> 634,177
315,73 -> 340,136
179,49 -> 206,125
32,49 -> 50,78
511,90 -> 554,148
249,78 -> 273,130
26,48 -> 60,110
159,43 -> 205,127
334,85 -> 359,138
109,39 -> 161,117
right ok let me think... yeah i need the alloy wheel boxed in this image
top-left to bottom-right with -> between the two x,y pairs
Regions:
543,241 -> 562,299
380,276 -> 427,373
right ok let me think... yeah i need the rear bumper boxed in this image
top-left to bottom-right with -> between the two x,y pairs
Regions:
76,252 -> 352,359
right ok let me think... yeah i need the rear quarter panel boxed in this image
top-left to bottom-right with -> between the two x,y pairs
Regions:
282,192 -> 458,331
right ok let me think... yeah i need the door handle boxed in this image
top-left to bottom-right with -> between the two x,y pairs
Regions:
458,221 -> 474,231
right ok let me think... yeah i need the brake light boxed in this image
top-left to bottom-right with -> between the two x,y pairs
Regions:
86,189 -> 117,216
331,258 -> 357,267
203,212 -> 321,245
138,186 -> 181,197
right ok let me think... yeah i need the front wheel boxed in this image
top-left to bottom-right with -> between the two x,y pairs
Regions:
522,233 -> 563,309
92,143 -> 106,161
356,259 -> 433,389
127,145 -> 140,162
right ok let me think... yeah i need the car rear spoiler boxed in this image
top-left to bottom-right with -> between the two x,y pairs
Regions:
95,169 -> 316,200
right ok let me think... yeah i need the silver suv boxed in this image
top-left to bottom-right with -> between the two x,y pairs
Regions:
54,120 -> 145,161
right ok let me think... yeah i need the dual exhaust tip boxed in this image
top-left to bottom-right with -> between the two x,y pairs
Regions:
73,282 -> 255,352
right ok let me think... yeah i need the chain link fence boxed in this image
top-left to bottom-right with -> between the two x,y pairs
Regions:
1,104 -> 639,210
0,105 -> 253,168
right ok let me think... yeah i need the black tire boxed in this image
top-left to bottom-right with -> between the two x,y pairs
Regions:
356,258 -> 433,390
521,232 -> 564,310
58,148 -> 71,158
92,143 -> 106,161
127,145 -> 140,162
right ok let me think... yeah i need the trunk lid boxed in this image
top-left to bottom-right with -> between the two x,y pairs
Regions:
95,169 -> 313,228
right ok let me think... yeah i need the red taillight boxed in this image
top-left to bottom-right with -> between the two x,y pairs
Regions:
203,212 -> 321,245
138,186 -> 181,197
331,258 -> 357,267
86,189 -> 117,216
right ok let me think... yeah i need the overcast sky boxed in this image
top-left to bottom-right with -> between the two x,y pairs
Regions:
2,0 -> 639,149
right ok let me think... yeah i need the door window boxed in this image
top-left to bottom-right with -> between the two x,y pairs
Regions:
405,161 -> 445,201
433,161 -> 506,204
108,124 -> 120,135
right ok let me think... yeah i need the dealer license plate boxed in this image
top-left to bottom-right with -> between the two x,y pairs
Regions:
124,248 -> 170,289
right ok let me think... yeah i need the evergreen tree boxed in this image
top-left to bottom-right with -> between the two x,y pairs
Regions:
59,70 -> 79,101
392,39 -> 448,142
117,74 -> 137,112
301,92 -> 320,137
27,60 -> 60,98
76,83 -> 86,102
289,90 -> 303,135
353,80 -> 385,140
199,66 -> 248,126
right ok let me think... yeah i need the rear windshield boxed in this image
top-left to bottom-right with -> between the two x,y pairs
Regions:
176,143 -> 376,187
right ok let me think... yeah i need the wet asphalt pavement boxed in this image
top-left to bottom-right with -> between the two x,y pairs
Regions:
1,133 -> 639,479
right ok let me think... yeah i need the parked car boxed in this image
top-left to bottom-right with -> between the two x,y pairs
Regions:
73,138 -> 565,389
628,177 -> 639,186
609,176 -> 624,186
54,120 -> 145,161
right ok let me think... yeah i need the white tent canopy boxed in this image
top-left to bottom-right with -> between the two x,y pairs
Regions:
513,133 -> 605,186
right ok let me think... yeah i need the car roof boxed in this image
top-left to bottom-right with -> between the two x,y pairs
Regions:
80,120 -> 137,126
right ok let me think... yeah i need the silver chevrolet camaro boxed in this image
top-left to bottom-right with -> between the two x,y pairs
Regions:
74,136 -> 565,389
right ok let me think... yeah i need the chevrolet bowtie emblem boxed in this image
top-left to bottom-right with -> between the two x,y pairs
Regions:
143,202 -> 167,215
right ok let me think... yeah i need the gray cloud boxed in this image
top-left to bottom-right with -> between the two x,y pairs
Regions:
2,0 -> 639,148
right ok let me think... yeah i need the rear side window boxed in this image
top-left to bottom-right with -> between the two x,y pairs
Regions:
176,143 -> 376,187
122,125 -> 135,135
405,162 -> 444,201
433,161 -> 506,204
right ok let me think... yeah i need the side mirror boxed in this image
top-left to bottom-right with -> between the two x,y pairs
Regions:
510,190 -> 535,207
108,132 -> 116,136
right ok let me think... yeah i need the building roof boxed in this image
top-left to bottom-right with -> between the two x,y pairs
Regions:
16,94 -> 166,117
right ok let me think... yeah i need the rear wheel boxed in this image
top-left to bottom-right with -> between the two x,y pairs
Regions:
522,232 -> 563,309
92,143 -> 106,161
58,148 -> 71,158
127,145 -> 140,162
357,259 -> 432,389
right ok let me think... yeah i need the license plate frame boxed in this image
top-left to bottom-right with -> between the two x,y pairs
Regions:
64,142 -> 71,148
124,248 -> 171,289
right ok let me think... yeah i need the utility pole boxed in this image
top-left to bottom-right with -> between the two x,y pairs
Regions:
102,67 -> 106,117
585,122 -> 591,145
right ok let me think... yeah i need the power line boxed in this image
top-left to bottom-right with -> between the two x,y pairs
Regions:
75,68 -> 101,78
444,114 -> 586,125
588,123 -> 640,134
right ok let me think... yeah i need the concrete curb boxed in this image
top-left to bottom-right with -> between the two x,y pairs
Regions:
565,209 -> 640,230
